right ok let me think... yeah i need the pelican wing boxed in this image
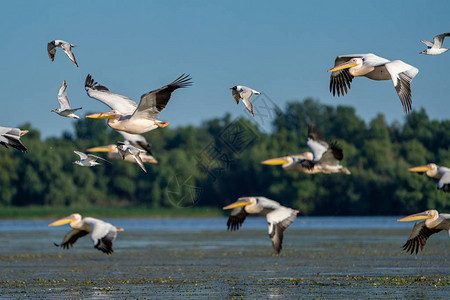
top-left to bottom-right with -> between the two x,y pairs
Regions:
231,89 -> 240,104
85,74 -> 138,114
319,141 -> 343,166
74,151 -> 88,160
384,60 -> 419,114
402,221 -> 442,254
47,41 -> 56,61
131,74 -> 192,120
85,218 -> 117,255
1,128 -> 27,153
307,125 -> 329,161
438,168 -> 450,192
60,43 -> 78,67
56,229 -> 89,249
267,207 -> 297,254
57,80 -> 71,110
226,206 -> 249,231
329,54 -> 365,97
433,33 -> 450,48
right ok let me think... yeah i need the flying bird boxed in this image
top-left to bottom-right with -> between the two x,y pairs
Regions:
73,150 -> 109,167
84,74 -> 192,134
51,80 -> 82,119
262,125 -> 351,174
397,210 -> 449,254
328,53 -> 419,114
0,127 -> 29,153
230,85 -> 260,117
420,33 -> 450,55
223,197 -> 298,254
408,163 -> 450,192
116,142 -> 147,173
119,131 -> 153,155
47,40 -> 78,67
86,144 -> 158,164
48,213 -> 124,255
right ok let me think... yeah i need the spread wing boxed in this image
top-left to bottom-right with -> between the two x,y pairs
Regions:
73,151 -> 88,159
421,40 -> 434,48
433,33 -> 450,48
231,89 -> 240,104
86,218 -> 117,255
1,129 -> 27,153
402,221 -> 442,254
130,151 -> 147,173
85,74 -> 137,114
119,131 -> 153,155
47,41 -> 56,61
87,154 -> 110,163
226,206 -> 249,231
319,141 -> 344,166
329,54 -> 366,97
54,229 -> 89,249
267,207 -> 297,254
384,60 -> 419,114
60,43 -> 78,67
57,80 -> 71,110
240,89 -> 255,117
307,125 -> 329,161
131,74 -> 192,120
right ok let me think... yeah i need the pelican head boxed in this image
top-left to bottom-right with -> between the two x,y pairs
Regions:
397,210 -> 438,222
20,130 -> 29,137
85,110 -> 122,120
222,197 -> 254,210
48,213 -> 82,227
328,58 -> 362,72
261,152 -> 311,166
408,163 -> 437,173
86,144 -> 117,153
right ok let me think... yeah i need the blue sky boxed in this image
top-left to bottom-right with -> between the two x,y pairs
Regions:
0,0 -> 449,138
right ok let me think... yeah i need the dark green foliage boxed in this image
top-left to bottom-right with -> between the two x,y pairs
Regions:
0,100 -> 448,215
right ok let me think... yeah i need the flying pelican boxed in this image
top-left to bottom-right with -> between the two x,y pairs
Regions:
51,80 -> 82,119
230,85 -> 260,117
48,213 -> 124,255
420,33 -> 450,55
0,127 -> 29,153
47,40 -> 78,67
84,74 -> 192,134
261,125 -> 351,174
119,131 -> 153,155
397,210 -> 449,254
328,53 -> 419,114
408,163 -> 450,192
116,142 -> 147,173
86,144 -> 158,164
73,150 -> 109,167
223,196 -> 298,254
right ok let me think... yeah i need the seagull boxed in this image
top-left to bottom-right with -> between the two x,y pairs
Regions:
119,131 -> 153,155
84,74 -> 192,134
0,127 -> 29,153
51,80 -> 82,119
47,40 -> 78,67
230,85 -> 260,117
73,150 -> 109,167
116,142 -> 147,173
223,196 -> 298,254
86,144 -> 158,164
48,213 -> 124,255
420,33 -> 450,55
328,53 -> 419,114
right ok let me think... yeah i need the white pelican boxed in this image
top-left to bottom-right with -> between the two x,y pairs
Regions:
223,196 -> 298,254
86,144 -> 158,164
119,131 -> 153,155
420,33 -> 450,55
73,150 -> 109,167
116,142 -> 147,173
84,74 -> 192,134
51,80 -> 82,119
397,210 -> 449,254
0,127 -> 29,153
230,85 -> 260,117
261,125 -> 351,175
48,213 -> 124,255
47,40 -> 78,67
408,163 -> 450,193
328,53 -> 419,114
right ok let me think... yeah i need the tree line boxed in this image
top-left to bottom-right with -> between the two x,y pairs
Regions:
0,99 -> 448,215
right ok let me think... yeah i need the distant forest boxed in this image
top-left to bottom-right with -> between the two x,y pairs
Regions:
1,99 -> 449,215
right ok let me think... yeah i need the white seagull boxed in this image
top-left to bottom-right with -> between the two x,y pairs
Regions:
49,213 -> 124,255
119,131 -> 153,155
328,53 -> 419,114
84,74 -> 192,134
47,40 -> 78,67
116,142 -> 147,173
51,80 -> 82,119
73,150 -> 109,167
223,196 -> 298,254
420,33 -> 450,55
230,85 -> 260,117
0,127 -> 29,153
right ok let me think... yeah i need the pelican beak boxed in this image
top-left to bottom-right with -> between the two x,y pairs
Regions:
223,198 -> 252,210
397,211 -> 432,222
328,60 -> 358,72
86,145 -> 116,152
261,157 -> 288,165
48,216 -> 75,227
85,112 -> 118,119
20,130 -> 29,137
408,165 -> 432,173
